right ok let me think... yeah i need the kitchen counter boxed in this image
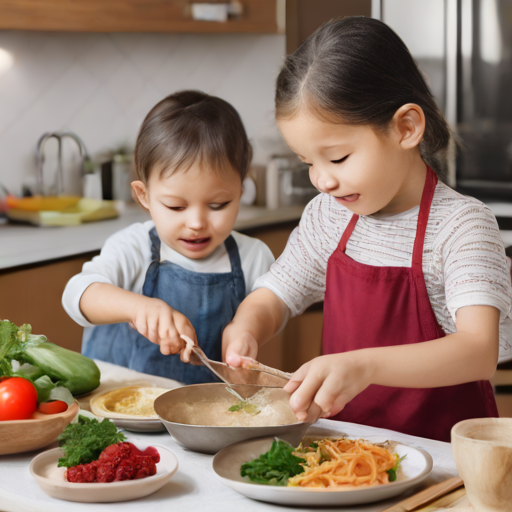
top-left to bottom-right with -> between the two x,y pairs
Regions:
0,361 -> 459,512
0,203 -> 305,271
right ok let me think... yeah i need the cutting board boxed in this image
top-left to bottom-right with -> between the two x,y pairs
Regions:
7,198 -> 118,226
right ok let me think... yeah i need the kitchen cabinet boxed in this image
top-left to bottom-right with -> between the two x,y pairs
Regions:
0,0 -> 281,33
286,0 -> 371,53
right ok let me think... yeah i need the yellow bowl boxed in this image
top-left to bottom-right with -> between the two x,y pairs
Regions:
451,418 -> 512,512
0,401 -> 79,455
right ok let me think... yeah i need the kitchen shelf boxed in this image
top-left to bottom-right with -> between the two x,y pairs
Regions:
0,0 -> 281,33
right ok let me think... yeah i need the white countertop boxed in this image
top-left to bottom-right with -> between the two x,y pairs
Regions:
0,361 -> 458,512
0,204 -> 304,271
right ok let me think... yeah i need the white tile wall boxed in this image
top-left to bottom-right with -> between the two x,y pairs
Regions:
0,31 -> 285,195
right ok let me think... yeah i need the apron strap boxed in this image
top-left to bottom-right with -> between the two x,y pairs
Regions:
149,227 -> 161,262
338,214 -> 359,253
411,166 -> 438,274
224,234 -> 246,299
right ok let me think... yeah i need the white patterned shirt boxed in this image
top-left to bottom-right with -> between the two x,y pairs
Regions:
254,181 -> 512,363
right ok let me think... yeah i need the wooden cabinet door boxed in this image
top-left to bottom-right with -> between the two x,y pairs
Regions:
0,0 -> 279,33
0,254 -> 98,352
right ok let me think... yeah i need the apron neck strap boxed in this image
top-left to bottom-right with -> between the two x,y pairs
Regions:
412,166 -> 438,270
149,227 -> 161,261
224,234 -> 243,271
338,213 -> 359,253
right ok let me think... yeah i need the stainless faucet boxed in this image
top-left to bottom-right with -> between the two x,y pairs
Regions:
36,131 -> 90,196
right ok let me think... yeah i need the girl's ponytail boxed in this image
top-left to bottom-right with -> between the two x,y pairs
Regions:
276,17 -> 451,180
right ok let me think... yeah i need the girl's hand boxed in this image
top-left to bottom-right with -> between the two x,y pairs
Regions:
283,352 -> 373,422
222,323 -> 259,367
130,297 -> 197,360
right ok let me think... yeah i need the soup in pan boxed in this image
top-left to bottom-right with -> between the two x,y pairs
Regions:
168,388 -> 299,427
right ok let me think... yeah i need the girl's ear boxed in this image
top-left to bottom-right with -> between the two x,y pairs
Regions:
392,103 -> 426,150
131,181 -> 150,209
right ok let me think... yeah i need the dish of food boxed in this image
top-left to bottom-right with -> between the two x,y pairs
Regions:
29,443 -> 179,503
90,386 -> 169,432
213,436 -> 433,506
154,384 -> 313,454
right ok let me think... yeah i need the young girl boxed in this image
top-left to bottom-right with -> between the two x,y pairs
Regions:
222,17 -> 512,442
62,90 -> 274,385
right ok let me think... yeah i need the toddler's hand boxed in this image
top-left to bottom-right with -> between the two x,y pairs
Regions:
130,297 -> 196,358
222,324 -> 259,368
283,353 -> 372,422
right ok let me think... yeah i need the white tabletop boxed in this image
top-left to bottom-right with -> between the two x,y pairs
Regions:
0,361 -> 459,512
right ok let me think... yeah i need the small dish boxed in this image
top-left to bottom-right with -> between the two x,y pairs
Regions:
29,443 -> 179,503
0,401 -> 79,455
212,435 -> 433,506
89,386 -> 169,433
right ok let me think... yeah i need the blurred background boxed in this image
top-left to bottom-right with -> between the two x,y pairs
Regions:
0,0 -> 511,414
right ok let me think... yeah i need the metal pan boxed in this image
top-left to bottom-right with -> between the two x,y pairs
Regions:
154,384 -> 314,454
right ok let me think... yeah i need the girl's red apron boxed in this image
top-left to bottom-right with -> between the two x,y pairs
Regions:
322,167 -> 498,442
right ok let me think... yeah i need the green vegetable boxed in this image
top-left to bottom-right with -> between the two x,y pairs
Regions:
0,320 -> 100,396
228,400 -> 260,416
32,375 -> 74,405
387,454 -> 406,482
57,416 -> 126,468
241,439 -> 305,486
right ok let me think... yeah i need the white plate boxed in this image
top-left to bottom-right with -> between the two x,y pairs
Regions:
212,436 -> 433,506
30,443 -> 179,503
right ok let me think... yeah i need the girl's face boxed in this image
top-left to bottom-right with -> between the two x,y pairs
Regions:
277,109 -> 425,216
132,164 -> 242,260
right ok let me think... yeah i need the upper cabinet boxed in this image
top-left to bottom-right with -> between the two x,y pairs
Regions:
0,0 -> 283,33
286,0 -> 371,53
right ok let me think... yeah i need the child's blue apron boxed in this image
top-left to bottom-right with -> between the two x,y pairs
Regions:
82,228 -> 246,384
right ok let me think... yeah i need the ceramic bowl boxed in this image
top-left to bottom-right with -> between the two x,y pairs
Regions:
154,384 -> 313,454
451,418 -> 512,512
0,401 -> 79,455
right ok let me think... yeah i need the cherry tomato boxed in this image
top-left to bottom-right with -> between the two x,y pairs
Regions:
0,377 -> 38,421
37,400 -> 68,415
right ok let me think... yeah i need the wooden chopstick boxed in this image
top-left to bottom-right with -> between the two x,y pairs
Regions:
381,476 -> 464,512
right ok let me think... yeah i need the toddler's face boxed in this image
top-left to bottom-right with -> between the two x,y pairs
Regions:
132,164 -> 242,260
277,110 -> 420,216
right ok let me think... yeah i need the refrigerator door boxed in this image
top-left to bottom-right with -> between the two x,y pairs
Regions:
457,0 -> 512,194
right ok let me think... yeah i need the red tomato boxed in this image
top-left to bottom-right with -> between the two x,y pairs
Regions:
37,400 -> 68,415
0,377 -> 38,421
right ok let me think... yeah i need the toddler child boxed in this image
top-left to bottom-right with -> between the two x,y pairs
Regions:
63,90 -> 274,384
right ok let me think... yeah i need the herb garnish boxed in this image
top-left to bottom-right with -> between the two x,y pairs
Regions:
240,439 -> 305,486
387,454 -> 406,482
57,416 -> 126,468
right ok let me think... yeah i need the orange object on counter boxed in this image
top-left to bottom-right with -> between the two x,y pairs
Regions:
6,195 -> 81,212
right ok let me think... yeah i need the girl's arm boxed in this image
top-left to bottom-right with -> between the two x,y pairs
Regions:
222,288 -> 290,366
284,304 -> 499,421
80,283 -> 196,359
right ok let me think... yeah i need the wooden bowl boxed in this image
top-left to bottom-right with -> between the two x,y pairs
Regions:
451,418 -> 512,512
0,401 -> 79,455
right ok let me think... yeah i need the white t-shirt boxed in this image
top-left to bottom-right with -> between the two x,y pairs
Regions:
62,221 -> 275,328
254,181 -> 512,363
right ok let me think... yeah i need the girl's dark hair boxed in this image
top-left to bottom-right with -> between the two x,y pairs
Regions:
276,17 -> 451,179
134,90 -> 252,183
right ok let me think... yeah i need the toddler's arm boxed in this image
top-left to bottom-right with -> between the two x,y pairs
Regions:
284,304 -> 499,421
80,282 -> 196,359
222,288 -> 290,367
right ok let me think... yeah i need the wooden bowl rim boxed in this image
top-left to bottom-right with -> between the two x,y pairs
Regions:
451,417 -> 512,447
0,400 -> 79,425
